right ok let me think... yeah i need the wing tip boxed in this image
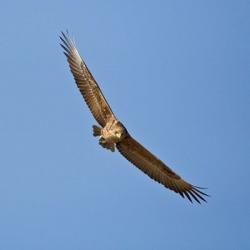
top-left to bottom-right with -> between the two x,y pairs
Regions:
59,30 -> 76,55
180,186 -> 209,204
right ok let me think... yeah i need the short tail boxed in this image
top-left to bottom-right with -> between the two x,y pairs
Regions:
92,125 -> 102,136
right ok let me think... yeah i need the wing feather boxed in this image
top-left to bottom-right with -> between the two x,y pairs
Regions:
116,135 -> 208,203
60,31 -> 115,127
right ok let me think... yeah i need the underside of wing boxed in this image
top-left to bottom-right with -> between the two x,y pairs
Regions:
60,31 -> 115,127
116,135 -> 208,203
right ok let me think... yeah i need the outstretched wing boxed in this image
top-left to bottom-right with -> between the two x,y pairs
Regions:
60,32 -> 115,127
117,135 -> 208,203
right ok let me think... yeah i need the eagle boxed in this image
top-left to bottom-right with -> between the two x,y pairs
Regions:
60,31 -> 208,203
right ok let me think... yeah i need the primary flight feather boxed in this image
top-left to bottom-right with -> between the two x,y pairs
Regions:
60,31 -> 208,203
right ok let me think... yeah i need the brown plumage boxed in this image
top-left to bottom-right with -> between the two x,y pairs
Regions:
60,31 -> 208,203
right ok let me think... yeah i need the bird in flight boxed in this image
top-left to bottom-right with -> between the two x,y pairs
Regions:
60,31 -> 208,203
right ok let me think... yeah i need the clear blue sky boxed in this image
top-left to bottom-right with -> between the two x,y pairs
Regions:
0,0 -> 249,249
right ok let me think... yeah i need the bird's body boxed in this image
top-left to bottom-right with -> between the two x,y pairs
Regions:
60,31 -> 208,204
93,119 -> 127,152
